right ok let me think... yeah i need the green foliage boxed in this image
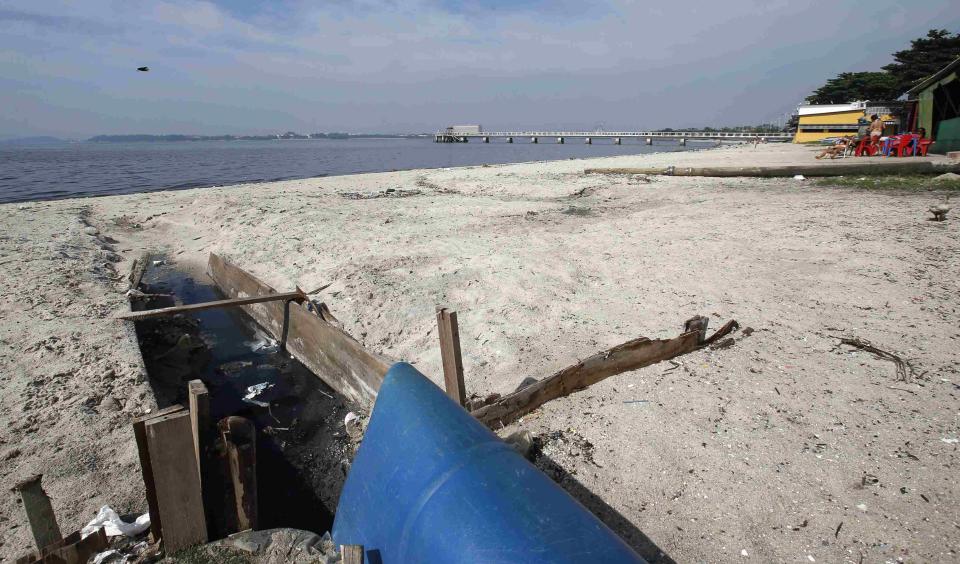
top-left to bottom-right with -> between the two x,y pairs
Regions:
805,29 -> 960,104
813,174 -> 960,192
806,72 -> 899,104
883,29 -> 960,94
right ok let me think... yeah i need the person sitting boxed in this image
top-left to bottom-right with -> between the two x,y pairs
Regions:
815,136 -> 854,159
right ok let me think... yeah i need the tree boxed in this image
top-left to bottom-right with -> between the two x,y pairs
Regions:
806,71 -> 899,104
882,29 -> 960,94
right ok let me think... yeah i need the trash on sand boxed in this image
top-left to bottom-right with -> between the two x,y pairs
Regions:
81,505 -> 150,538
243,382 -> 275,407
151,260 -> 163,266
623,400 -> 649,405
942,437 -> 959,444
344,411 -> 363,440
793,174 -> 805,180
92,549 -> 126,564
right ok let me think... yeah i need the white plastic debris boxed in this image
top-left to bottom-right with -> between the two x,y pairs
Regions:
151,260 -> 163,266
244,329 -> 278,354
92,549 -> 127,564
81,505 -> 150,538
243,382 -> 275,407
942,437 -> 959,444
344,412 -> 360,427
793,174 -> 805,180
741,549 -> 749,557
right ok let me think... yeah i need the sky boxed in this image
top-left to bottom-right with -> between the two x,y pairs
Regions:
1,0 -> 958,138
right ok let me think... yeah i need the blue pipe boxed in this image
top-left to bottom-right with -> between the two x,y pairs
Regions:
333,362 -> 645,563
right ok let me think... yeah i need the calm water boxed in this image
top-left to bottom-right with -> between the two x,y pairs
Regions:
0,137 -> 706,204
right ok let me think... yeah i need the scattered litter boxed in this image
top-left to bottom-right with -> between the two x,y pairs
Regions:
243,382 -> 275,407
807,556 -> 816,562
941,437 -> 959,444
151,260 -> 163,266
344,412 -> 363,440
855,503 -> 867,511
741,549 -> 749,557
81,505 -> 150,538
793,174 -> 805,180
836,337 -> 912,382
835,521 -> 843,538
245,330 -> 279,354
92,549 -> 126,564
623,400 -> 649,405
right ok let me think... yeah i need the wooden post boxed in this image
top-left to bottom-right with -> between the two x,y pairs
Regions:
341,545 -> 364,564
684,316 -> 710,345
133,405 -> 185,543
145,410 -> 208,553
219,416 -> 258,532
12,475 -> 61,551
436,307 -> 466,406
188,380 -> 210,481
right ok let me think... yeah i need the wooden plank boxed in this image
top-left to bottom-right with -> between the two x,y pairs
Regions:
12,475 -> 61,551
219,416 -> 258,532
207,253 -> 391,406
436,307 -> 466,406
39,528 -> 106,564
187,380 -> 210,483
584,162 -> 960,177
145,410 -> 208,553
471,330 -> 702,428
133,404 -> 185,543
116,290 -> 306,321
341,545 -> 364,564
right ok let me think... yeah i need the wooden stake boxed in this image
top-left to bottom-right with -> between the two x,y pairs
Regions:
12,475 -> 61,551
133,405 -> 185,543
145,410 -> 208,553
188,380 -> 210,482
341,545 -> 364,564
219,416 -> 258,532
436,307 -> 466,406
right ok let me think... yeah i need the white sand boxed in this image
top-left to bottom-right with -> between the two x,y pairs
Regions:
1,143 -> 958,562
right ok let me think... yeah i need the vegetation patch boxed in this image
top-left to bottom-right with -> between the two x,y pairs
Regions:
813,174 -> 960,192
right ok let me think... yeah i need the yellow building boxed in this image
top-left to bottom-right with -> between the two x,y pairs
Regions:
793,102 -> 898,143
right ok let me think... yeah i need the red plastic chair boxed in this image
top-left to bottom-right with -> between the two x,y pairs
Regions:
916,138 -> 934,156
854,136 -> 879,156
893,134 -> 918,157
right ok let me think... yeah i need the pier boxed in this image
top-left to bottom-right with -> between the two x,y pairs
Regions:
434,130 -> 792,143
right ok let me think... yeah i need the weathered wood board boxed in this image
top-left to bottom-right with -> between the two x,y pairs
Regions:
207,253 -> 391,406
145,410 -> 208,554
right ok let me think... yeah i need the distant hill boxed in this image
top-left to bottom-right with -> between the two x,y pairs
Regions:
0,136 -> 71,146
87,132 -> 430,143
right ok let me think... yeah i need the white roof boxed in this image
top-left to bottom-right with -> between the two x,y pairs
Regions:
796,101 -> 866,116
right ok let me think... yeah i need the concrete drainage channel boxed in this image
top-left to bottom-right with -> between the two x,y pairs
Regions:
129,256 -> 358,552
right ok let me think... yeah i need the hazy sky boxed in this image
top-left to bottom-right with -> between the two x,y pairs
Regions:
1,0 -> 958,137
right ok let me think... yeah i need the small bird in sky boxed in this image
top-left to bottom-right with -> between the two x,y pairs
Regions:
137,66 -> 149,72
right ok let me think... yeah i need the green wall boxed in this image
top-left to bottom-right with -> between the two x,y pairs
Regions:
934,117 -> 960,154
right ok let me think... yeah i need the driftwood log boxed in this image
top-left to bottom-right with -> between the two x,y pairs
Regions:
471,318 -> 739,428
584,162 -> 960,178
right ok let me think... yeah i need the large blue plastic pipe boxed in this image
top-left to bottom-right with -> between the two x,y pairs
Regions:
333,362 -> 645,563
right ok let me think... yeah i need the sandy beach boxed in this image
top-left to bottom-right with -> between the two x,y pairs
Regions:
2,142 -> 959,562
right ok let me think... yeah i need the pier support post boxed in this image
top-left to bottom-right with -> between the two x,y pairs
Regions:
483,136 -> 489,143
585,137 -> 591,144
614,137 -> 621,145
645,138 -> 652,145
557,137 -> 564,144
507,137 -> 513,143
679,138 -> 686,146
531,137 -> 538,144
